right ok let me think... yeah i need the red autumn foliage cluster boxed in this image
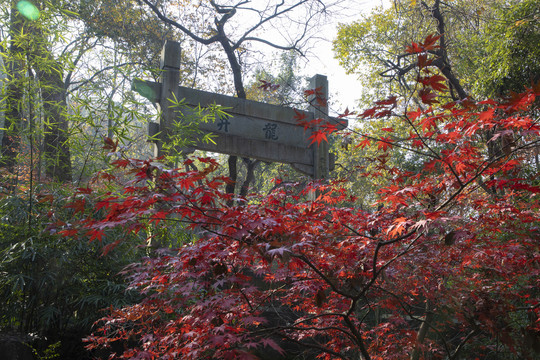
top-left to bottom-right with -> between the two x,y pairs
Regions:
65,36 -> 539,359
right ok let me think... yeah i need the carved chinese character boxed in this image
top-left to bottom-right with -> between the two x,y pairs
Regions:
217,118 -> 230,132
263,123 -> 278,140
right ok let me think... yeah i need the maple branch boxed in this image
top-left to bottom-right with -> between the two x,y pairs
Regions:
277,333 -> 350,360
237,286 -> 255,312
444,160 -> 466,188
379,229 -> 417,247
259,313 -> 369,360
249,283 -> 290,313
342,315 -> 371,360
248,312 -> 348,331
449,329 -> 480,360
401,106 -> 464,188
295,254 -> 355,299
373,284 -> 450,352
374,286 -> 417,314
348,129 -> 438,159
339,222 -> 377,241
436,137 -> 540,212
402,112 -> 442,161
390,91 -> 465,189
283,325 -> 356,342
247,316 -> 355,360
369,232 -> 423,293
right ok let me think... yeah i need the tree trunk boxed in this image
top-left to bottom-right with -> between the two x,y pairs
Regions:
30,1 -> 72,182
410,299 -> 434,360
37,62 -> 72,182
0,3 -> 25,174
218,33 -> 245,197
239,158 -> 259,197
425,0 -> 468,101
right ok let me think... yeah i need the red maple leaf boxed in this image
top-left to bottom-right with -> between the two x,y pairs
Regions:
308,130 -> 328,145
377,137 -> 393,151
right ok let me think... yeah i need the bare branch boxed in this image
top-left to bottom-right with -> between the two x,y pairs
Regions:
239,37 -> 304,54
139,0 -> 219,45
69,62 -> 140,93
232,0 -> 310,49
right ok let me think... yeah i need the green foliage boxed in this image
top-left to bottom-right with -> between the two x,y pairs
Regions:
0,188 -> 144,358
67,85 -> 155,183
333,3 -> 432,105
331,0 -> 540,206
332,0 -> 534,103
75,0 -> 175,69
474,0 -> 540,96
0,0 -> 178,184
246,50 -> 304,107
39,341 -> 61,360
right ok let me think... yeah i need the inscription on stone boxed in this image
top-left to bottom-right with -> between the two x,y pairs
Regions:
217,118 -> 230,133
133,40 -> 347,178
263,123 -> 279,140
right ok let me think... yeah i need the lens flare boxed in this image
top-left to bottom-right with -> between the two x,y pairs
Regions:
16,1 -> 40,21
133,81 -> 157,102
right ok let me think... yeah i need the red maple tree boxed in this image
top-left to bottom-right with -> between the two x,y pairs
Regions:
66,36 -> 539,359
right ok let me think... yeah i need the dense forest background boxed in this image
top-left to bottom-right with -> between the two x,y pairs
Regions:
1,1 -> 538,359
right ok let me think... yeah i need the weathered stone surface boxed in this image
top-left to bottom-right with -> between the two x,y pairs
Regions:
133,41 -> 348,179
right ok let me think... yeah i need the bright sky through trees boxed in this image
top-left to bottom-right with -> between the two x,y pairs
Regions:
300,0 -> 386,113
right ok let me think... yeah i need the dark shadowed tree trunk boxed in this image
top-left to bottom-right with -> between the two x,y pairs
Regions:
37,61 -> 72,182
29,1 -> 72,182
1,2 -> 25,174
2,1 -> 72,182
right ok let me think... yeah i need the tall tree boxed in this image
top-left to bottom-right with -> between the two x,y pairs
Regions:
333,0 -> 523,104
0,1 -> 26,174
1,0 -> 180,183
474,0 -> 540,96
1,1 -> 73,182
332,0 -> 540,204
30,2 -> 72,181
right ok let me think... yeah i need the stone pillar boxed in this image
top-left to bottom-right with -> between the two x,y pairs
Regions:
156,40 -> 181,157
308,74 -> 329,180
